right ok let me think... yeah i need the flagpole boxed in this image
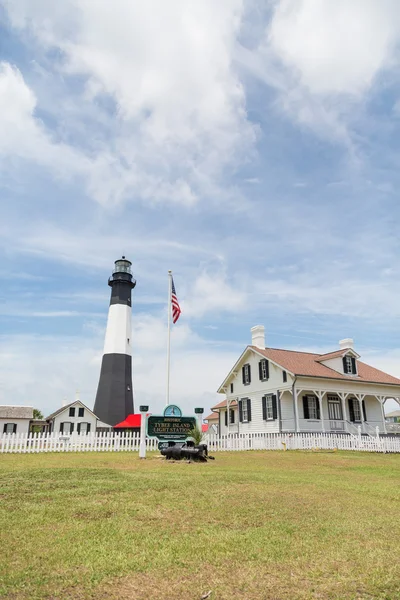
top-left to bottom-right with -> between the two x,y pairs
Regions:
166,270 -> 172,407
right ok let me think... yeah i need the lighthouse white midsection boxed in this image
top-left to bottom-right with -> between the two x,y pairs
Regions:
103,303 -> 132,356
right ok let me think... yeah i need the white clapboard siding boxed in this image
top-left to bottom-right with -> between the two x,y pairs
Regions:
1,431 -> 400,454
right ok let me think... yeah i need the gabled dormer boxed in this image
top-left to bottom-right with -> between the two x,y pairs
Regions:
316,339 -> 360,376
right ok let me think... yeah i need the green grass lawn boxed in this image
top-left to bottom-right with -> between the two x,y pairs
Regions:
1,451 -> 400,600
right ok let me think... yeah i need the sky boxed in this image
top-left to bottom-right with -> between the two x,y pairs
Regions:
1,0 -> 400,417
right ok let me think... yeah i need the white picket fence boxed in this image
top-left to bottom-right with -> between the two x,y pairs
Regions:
206,432 -> 400,453
0,431 -> 158,454
1,431 -> 400,454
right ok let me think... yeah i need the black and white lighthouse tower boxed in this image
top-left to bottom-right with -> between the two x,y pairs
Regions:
94,257 -> 136,426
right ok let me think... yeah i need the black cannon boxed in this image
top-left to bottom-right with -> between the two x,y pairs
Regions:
160,440 -> 215,462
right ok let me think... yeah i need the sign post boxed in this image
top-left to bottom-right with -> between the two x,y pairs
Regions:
139,405 -> 149,459
194,407 -> 204,433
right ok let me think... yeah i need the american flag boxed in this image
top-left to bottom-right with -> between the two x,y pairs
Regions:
171,276 -> 181,324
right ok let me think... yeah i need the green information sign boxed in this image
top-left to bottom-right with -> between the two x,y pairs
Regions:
147,416 -> 196,441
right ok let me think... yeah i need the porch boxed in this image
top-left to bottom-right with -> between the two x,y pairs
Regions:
281,388 -> 397,435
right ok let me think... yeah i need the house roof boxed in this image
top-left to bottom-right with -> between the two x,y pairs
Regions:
212,399 -> 238,410
211,399 -> 240,410
113,413 -> 150,428
46,401 -> 97,421
204,412 -> 219,421
385,410 -> 400,418
0,405 -> 34,419
252,347 -> 400,386
315,348 -> 359,361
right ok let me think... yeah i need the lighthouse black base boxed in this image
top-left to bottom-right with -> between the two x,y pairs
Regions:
94,354 -> 134,426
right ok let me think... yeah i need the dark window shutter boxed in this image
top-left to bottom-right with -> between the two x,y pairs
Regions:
230,383 -> 233,394
248,365 -> 251,384
343,357 -> 348,373
351,357 -> 356,374
247,398 -> 252,422
316,398 -> 321,420
70,423 -> 74,434
303,396 -> 309,419
362,400 -> 367,421
272,394 -> 278,420
242,366 -> 246,384
77,423 -> 81,434
239,400 -> 243,422
283,370 -> 287,383
259,361 -> 263,380
60,422 -> 64,433
265,360 -> 269,380
13,424 -> 17,434
87,423 -> 91,434
348,399 -> 355,422
3,424 -> 7,433
262,396 -> 267,420
224,411 -> 228,426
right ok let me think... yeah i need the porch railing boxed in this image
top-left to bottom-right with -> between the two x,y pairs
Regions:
329,420 -> 345,432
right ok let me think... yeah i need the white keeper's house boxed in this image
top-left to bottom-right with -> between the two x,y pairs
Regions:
46,400 -> 98,434
212,326 -> 400,436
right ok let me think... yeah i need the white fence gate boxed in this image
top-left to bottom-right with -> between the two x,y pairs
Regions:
1,431 -> 400,454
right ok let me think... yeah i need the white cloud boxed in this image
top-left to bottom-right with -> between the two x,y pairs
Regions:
268,0 -> 400,96
246,0 -> 400,141
0,62 -> 89,176
183,272 -> 246,318
3,0 -> 256,207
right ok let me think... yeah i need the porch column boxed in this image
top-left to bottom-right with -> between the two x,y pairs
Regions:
338,392 -> 349,430
356,394 -> 365,433
293,387 -> 300,433
377,396 -> 387,435
316,391 -> 325,432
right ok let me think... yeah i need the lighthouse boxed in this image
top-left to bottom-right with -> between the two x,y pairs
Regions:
94,257 -> 136,426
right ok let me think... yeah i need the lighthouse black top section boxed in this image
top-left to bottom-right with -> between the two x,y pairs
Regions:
108,258 -> 136,306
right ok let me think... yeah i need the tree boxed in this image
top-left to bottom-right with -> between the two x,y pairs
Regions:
33,409 -> 44,420
187,424 -> 204,446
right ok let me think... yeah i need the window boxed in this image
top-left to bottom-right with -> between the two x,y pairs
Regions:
78,407 -> 84,417
230,409 -> 235,424
242,401 -> 248,422
283,370 -> 287,383
230,383 -> 234,394
78,422 -> 90,434
349,398 -> 364,422
242,364 -> 251,385
303,395 -> 320,420
60,422 -> 74,434
3,423 -> 17,434
327,395 -> 343,420
265,395 -> 274,420
69,407 -> 75,417
239,398 -> 251,423
259,359 -> 269,381
343,355 -> 357,375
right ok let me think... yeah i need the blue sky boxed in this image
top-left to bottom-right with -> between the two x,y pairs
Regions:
1,0 -> 400,416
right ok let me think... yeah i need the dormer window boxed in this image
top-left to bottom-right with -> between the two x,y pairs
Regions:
343,355 -> 357,375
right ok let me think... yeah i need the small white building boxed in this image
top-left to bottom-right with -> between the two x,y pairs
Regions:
0,406 -> 34,435
46,401 -> 98,434
212,326 -> 400,436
